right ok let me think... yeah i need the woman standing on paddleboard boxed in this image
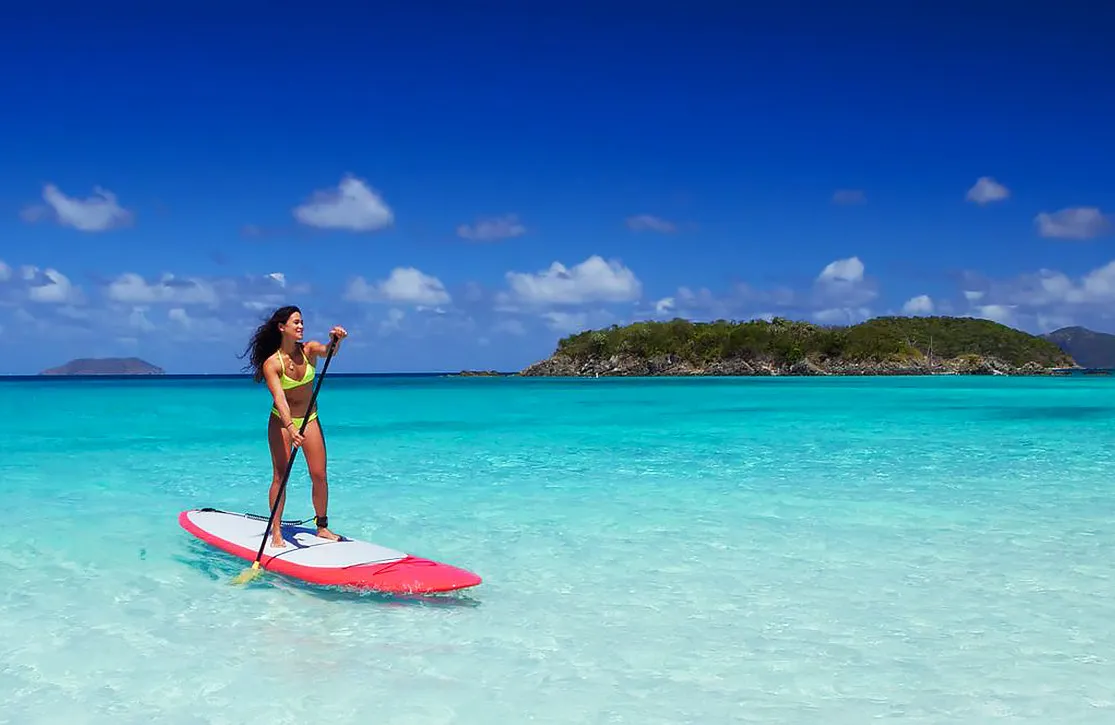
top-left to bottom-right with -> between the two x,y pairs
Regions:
241,305 -> 347,549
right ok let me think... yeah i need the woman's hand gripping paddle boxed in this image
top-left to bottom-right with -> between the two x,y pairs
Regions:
232,334 -> 340,586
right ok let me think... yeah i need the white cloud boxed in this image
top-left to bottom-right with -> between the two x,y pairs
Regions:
813,255 -> 876,310
966,177 -> 1010,205
106,273 -> 221,306
168,308 -> 192,328
542,311 -> 588,333
952,258 -> 1115,333
456,214 -> 526,241
502,254 -> 642,306
654,296 -> 675,316
1036,313 -> 1074,332
1034,207 -> 1111,240
378,308 -> 406,334
239,272 -> 298,312
971,304 -> 1016,325
162,307 -> 232,342
675,286 -> 718,308
640,256 -> 876,327
813,307 -> 872,325
1030,263 -> 1115,305
22,183 -> 133,232
647,285 -> 739,322
0,260 -> 10,282
128,306 -> 156,332
817,256 -> 865,284
346,267 -> 451,306
379,268 -> 449,305
28,269 -> 81,304
967,263 -> 1115,309
293,175 -> 394,232
1,265 -> 309,346
100,270 -> 285,314
902,294 -> 934,315
83,301 -> 230,342
369,306 -> 478,338
626,215 -> 677,233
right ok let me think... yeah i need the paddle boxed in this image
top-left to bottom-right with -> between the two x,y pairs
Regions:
232,333 -> 340,585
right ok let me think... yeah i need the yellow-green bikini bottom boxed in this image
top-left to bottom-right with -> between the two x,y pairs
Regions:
271,407 -> 318,429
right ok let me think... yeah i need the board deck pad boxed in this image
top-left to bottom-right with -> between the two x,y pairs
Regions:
179,508 -> 481,594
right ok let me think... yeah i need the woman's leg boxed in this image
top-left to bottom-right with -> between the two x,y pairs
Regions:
266,413 -> 292,548
300,417 -> 340,540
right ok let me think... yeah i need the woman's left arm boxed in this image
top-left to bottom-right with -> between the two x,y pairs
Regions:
308,325 -> 348,362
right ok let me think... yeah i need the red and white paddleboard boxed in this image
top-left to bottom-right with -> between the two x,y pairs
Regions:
179,508 -> 482,594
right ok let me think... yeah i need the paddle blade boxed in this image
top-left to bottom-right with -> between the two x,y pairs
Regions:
231,561 -> 263,585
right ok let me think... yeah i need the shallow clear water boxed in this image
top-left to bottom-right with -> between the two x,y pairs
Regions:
2,374 -> 1115,723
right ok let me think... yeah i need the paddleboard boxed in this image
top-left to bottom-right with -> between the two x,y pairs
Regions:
179,508 -> 482,594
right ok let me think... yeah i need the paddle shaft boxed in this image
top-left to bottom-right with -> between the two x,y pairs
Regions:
251,335 -> 339,567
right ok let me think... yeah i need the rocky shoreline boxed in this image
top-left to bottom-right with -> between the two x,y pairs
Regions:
519,352 -> 1067,377
451,369 -> 507,377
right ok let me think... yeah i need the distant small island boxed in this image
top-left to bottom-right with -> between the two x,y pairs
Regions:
40,357 -> 165,376
452,369 -> 507,377
1041,326 -> 1115,369
519,315 -> 1078,377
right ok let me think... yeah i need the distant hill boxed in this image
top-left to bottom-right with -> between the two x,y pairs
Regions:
40,357 -> 165,375
521,315 -> 1076,377
1042,326 -> 1115,369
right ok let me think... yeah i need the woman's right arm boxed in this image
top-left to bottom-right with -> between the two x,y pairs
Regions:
263,358 -> 295,431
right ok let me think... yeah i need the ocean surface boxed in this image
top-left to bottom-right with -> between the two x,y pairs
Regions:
2,373 -> 1115,724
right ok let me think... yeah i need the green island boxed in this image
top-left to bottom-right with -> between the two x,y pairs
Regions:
39,357 -> 165,375
519,315 -> 1079,377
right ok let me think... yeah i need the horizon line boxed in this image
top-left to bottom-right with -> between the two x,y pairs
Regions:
0,370 -> 519,380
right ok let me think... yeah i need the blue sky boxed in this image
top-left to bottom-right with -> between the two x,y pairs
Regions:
1,2 -> 1113,374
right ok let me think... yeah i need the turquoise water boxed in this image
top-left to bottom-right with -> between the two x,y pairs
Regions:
3,374 -> 1115,723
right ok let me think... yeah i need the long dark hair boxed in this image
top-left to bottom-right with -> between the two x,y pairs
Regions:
240,305 -> 301,382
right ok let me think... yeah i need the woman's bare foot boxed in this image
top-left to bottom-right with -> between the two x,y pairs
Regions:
317,527 -> 341,541
269,534 -> 287,549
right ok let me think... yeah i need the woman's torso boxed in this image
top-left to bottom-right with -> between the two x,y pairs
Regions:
274,346 -> 316,418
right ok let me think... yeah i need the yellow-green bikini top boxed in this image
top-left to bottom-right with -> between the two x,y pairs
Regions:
276,348 -> 314,390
